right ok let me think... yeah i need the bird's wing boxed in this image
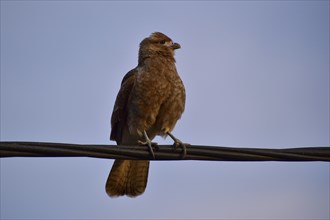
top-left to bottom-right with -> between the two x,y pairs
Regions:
110,68 -> 137,143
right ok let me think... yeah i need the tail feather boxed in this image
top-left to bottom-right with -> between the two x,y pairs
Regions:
106,159 -> 149,197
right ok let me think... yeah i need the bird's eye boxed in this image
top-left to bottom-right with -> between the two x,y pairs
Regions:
159,40 -> 166,45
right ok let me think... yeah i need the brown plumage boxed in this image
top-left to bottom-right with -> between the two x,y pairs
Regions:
106,32 -> 186,197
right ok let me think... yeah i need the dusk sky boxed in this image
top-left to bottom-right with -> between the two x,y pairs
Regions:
1,1 -> 329,219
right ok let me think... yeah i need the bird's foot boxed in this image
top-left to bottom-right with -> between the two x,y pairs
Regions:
167,132 -> 189,158
138,131 -> 158,159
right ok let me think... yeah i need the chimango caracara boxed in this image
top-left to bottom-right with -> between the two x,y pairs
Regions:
106,32 -> 186,197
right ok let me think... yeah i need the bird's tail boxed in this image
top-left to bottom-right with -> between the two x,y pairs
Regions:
105,159 -> 149,197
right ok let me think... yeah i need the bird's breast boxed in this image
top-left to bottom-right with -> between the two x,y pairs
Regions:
127,62 -> 185,138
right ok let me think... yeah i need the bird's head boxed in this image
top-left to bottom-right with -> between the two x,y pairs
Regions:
138,32 -> 181,63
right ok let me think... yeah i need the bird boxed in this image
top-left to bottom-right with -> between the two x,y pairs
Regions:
105,32 -> 186,197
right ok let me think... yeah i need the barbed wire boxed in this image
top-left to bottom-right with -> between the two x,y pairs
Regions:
0,141 -> 329,162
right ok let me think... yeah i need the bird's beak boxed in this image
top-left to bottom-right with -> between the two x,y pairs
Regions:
171,42 -> 181,50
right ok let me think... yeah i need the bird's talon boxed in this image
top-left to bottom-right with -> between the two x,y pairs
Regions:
138,131 -> 159,159
138,140 -> 157,159
167,132 -> 188,159
173,141 -> 188,159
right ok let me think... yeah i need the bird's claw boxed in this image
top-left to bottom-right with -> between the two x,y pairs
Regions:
139,131 -> 158,159
138,140 -> 157,159
173,140 -> 188,159
167,132 -> 188,159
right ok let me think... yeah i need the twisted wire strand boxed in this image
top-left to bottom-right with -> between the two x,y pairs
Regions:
0,142 -> 329,162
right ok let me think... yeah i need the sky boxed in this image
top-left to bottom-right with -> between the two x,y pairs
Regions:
1,1 -> 329,219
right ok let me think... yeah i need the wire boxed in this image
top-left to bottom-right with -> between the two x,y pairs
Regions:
0,141 -> 329,161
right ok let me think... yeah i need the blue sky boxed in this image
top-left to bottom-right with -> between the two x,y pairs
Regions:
1,1 -> 329,219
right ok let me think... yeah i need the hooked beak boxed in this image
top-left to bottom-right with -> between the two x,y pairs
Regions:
171,42 -> 181,50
